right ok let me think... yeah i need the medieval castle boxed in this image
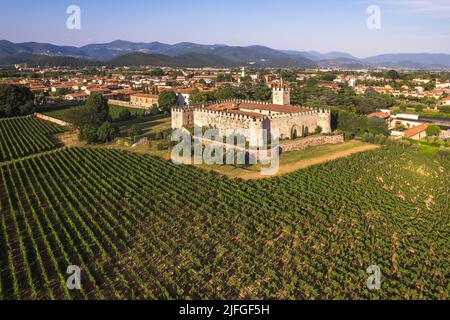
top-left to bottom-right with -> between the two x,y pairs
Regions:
172,82 -> 332,144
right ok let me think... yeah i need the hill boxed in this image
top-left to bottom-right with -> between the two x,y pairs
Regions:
2,39 -> 450,69
0,53 -> 99,67
108,52 -> 238,68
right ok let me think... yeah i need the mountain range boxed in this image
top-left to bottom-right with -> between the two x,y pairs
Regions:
1,39 -> 450,69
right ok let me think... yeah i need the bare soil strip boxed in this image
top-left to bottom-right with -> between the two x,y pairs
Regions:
238,144 -> 380,180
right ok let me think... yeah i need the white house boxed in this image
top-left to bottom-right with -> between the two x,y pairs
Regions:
176,89 -> 193,106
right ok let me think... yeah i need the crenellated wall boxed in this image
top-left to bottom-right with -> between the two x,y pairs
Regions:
193,108 -> 267,146
172,108 -> 194,128
171,99 -> 332,143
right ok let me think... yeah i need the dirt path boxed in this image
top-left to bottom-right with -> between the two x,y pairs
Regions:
239,144 -> 380,180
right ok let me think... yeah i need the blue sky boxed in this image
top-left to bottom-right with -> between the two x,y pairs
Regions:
1,0 -> 450,57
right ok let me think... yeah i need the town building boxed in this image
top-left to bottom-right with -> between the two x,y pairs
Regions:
440,97 -> 450,106
65,92 -> 88,102
176,88 -> 193,106
130,93 -> 159,109
403,124 -> 429,140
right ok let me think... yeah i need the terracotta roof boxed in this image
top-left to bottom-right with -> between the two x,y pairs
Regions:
368,112 -> 390,120
224,110 -> 265,119
239,102 -> 307,114
176,88 -> 195,94
206,101 -> 308,114
131,93 -> 159,99
404,124 -> 429,138
87,87 -> 110,92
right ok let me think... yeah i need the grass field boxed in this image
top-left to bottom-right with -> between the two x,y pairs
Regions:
41,104 -> 147,122
108,104 -> 147,120
115,114 -> 171,138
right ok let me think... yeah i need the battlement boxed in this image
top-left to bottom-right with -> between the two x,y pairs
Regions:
193,107 -> 266,123
272,86 -> 290,92
172,99 -> 330,127
172,99 -> 330,114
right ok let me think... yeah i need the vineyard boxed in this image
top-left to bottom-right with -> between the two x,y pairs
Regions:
0,116 -> 63,162
0,142 -> 448,299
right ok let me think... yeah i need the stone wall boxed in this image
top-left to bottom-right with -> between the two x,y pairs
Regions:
108,99 -> 132,107
171,100 -> 333,146
193,109 -> 266,144
34,113 -> 70,127
270,112 -> 327,139
172,108 -> 194,129
280,134 -> 344,153
108,99 -> 153,111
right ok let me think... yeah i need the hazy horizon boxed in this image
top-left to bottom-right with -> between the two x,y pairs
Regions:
1,0 -> 450,58
3,38 -> 450,60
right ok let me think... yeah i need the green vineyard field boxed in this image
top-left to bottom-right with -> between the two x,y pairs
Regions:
0,143 -> 448,300
0,116 -> 63,162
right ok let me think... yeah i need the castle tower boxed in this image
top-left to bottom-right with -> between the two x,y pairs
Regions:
272,79 -> 290,105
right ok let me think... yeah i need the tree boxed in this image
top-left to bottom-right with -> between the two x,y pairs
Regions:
414,104 -> 424,113
426,125 -> 441,137
440,105 -> 450,113
85,93 -> 110,124
249,84 -> 271,101
0,84 -> 35,118
66,106 -> 99,130
118,109 -> 132,121
149,68 -> 165,77
367,118 -> 388,136
158,90 -> 177,112
80,126 -> 99,144
216,73 -> 232,82
189,89 -> 207,105
314,126 -> 323,134
214,85 -> 236,100
387,70 -> 400,80
97,122 -> 119,143
66,94 -> 112,144
128,124 -> 143,142
321,73 -> 336,82
423,82 -> 436,91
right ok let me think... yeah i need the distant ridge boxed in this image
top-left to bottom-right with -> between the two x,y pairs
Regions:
1,39 -> 450,69
108,52 -> 238,68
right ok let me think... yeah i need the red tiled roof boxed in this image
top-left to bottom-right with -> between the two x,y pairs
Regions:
224,109 -> 265,119
206,101 -> 308,114
368,112 -> 390,120
131,93 -> 159,99
176,88 -> 195,94
404,124 -> 429,138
